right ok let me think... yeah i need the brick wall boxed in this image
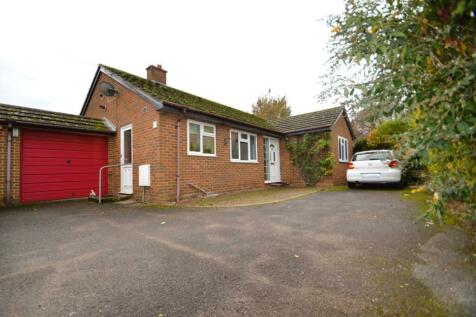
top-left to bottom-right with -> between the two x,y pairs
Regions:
280,137 -> 305,186
330,115 -> 354,185
280,114 -> 354,187
84,73 -> 161,202
84,73 -> 270,203
83,73 -> 354,202
0,125 -> 5,204
0,125 -> 21,205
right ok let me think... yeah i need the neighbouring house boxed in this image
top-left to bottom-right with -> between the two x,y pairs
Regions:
0,64 -> 354,205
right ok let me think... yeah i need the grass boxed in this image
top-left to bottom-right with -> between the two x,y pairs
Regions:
401,187 -> 432,217
353,256 -> 465,317
182,186 -> 319,208
317,185 -> 349,192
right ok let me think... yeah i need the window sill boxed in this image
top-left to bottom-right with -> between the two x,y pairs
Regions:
338,160 -> 349,163
230,159 -> 259,164
187,152 -> 216,157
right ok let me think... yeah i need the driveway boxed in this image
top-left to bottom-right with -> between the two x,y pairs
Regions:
0,190 -> 472,316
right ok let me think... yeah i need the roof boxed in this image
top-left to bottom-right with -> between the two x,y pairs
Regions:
0,103 -> 113,134
270,106 -> 345,134
97,65 -> 278,132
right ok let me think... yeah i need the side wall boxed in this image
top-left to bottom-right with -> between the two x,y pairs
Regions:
330,115 -> 354,185
84,73 -> 161,201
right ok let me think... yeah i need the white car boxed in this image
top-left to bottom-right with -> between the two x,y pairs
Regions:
346,150 -> 404,188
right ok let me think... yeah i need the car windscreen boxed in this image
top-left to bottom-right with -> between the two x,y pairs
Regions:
353,151 -> 393,161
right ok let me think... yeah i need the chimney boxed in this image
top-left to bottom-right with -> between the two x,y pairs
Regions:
146,64 -> 167,84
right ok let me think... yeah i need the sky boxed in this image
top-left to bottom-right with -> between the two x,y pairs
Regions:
0,0 -> 344,116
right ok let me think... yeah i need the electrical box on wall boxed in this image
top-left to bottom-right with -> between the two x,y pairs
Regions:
138,164 -> 151,187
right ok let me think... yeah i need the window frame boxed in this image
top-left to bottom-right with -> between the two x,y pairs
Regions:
187,119 -> 216,157
230,129 -> 258,163
338,136 -> 349,162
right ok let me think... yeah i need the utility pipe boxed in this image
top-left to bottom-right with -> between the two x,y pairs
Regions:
5,126 -> 12,204
176,119 -> 181,203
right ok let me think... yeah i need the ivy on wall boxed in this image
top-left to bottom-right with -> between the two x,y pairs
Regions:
286,133 -> 335,186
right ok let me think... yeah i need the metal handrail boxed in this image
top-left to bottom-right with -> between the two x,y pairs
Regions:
98,163 -> 125,204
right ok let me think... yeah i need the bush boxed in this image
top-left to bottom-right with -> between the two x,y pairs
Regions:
286,133 -> 335,186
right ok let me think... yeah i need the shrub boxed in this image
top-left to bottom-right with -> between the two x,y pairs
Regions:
286,133 -> 335,186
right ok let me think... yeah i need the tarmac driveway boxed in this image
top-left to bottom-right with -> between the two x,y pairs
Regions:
0,190 -> 464,316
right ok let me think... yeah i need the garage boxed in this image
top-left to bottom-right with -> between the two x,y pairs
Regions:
1,103 -> 114,205
21,130 -> 108,203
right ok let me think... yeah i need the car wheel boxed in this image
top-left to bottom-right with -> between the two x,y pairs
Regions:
347,182 -> 356,189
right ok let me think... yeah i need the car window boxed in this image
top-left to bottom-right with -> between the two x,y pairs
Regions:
353,151 -> 393,161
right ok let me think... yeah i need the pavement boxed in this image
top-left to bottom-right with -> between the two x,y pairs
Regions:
0,190 -> 473,316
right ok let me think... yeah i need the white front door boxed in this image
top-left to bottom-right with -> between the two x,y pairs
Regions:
265,137 -> 281,183
120,124 -> 133,194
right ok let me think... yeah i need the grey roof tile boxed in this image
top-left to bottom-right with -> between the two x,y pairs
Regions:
270,106 -> 344,134
0,103 -> 112,133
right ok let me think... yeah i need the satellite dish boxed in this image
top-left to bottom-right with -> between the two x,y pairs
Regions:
98,82 -> 117,97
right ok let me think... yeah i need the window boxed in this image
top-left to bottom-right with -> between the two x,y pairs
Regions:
188,120 -> 216,156
230,129 -> 258,162
123,129 -> 132,164
338,136 -> 349,162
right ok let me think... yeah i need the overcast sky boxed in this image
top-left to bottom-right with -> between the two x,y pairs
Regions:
0,0 -> 344,116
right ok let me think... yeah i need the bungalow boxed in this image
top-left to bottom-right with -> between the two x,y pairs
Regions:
0,64 -> 354,205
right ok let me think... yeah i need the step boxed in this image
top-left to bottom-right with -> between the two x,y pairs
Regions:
266,181 -> 290,187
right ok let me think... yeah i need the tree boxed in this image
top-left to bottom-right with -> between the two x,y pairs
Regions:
353,119 -> 408,152
322,0 -> 476,220
252,93 -> 291,120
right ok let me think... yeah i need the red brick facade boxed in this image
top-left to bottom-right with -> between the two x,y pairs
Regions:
82,73 -> 354,203
1,74 -> 353,205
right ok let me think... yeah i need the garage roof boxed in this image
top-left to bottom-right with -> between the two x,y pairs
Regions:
0,103 -> 113,134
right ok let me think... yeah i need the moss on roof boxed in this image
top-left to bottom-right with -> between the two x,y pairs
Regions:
0,103 -> 112,133
270,106 -> 344,134
101,65 -> 277,131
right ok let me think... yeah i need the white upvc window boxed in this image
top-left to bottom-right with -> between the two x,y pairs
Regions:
187,119 -> 216,156
338,136 -> 349,162
230,129 -> 258,163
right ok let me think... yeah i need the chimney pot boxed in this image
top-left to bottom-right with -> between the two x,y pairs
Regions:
146,64 -> 167,84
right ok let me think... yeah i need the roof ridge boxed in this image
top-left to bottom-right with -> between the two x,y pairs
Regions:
272,105 -> 344,122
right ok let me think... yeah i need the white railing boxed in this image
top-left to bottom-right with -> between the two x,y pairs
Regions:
97,163 -> 124,204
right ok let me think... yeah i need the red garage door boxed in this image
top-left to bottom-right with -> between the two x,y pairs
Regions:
21,129 -> 108,203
